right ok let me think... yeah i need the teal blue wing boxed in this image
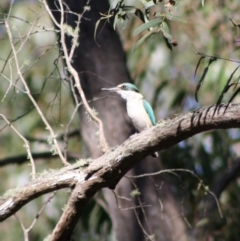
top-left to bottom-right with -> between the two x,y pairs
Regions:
143,99 -> 156,126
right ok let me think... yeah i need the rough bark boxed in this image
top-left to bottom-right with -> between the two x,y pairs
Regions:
46,0 -> 140,240
45,0 -> 240,240
1,103 -> 240,241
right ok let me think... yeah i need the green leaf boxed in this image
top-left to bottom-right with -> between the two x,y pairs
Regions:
162,30 -> 172,40
113,11 -> 129,30
145,8 -> 150,21
94,19 -> 101,41
161,22 -> 177,50
115,0 -> 124,10
202,0 -> 205,6
196,218 -> 209,227
122,6 -> 137,13
161,21 -> 170,34
135,30 -> 155,49
164,14 -> 187,23
215,65 -> 240,106
195,58 -> 217,102
140,0 -> 156,9
118,15 -> 129,30
163,36 -> 172,51
94,14 -> 112,42
153,12 -> 187,23
227,86 -> 240,105
113,13 -> 119,30
135,9 -> 145,23
133,18 -> 162,36
194,56 -> 206,78
161,21 -> 172,40
94,18 -> 105,42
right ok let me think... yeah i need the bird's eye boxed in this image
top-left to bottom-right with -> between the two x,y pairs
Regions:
121,85 -> 127,90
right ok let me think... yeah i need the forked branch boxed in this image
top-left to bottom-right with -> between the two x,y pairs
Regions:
0,103 -> 240,240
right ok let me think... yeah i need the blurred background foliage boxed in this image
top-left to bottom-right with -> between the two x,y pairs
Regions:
0,0 -> 240,240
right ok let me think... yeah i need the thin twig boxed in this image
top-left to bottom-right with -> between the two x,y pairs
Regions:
14,192 -> 57,241
63,102 -> 81,161
128,168 -> 223,218
0,114 -> 36,178
43,0 -> 109,153
5,17 -> 68,166
193,48 -> 240,64
127,177 -> 153,235
112,190 -> 155,240
27,191 -> 57,231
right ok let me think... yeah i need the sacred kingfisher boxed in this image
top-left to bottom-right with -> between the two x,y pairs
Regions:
102,83 -> 158,157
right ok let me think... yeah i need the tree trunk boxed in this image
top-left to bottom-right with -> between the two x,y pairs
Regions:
46,0 -> 187,240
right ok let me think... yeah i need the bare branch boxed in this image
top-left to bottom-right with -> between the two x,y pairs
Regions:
49,182 -> 100,241
27,192 -> 57,231
0,114 -> 36,178
0,103 -> 239,239
14,192 -> 56,241
0,163 -> 88,221
193,47 -> 240,64
5,17 -> 68,167
63,78 -> 82,160
43,0 -> 109,153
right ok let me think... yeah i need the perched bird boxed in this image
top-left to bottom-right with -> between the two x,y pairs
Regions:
102,83 -> 158,157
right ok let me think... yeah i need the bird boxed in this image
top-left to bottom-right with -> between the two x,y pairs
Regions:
102,83 -> 158,157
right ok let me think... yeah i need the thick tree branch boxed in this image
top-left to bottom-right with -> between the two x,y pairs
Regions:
84,103 -> 240,183
49,181 -> 102,241
0,163 -> 86,221
0,103 -> 240,239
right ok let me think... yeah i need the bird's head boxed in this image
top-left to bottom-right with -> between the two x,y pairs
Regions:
101,83 -> 141,101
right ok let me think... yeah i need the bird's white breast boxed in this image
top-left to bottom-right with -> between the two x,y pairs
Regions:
126,97 -> 152,132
